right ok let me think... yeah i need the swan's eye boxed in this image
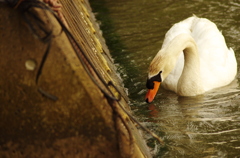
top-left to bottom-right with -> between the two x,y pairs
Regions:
146,71 -> 162,89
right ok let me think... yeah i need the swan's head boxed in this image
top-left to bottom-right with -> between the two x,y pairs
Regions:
145,71 -> 162,103
145,53 -> 176,103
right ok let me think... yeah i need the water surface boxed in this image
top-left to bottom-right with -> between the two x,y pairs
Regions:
90,0 -> 240,157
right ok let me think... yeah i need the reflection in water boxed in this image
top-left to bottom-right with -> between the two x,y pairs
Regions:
148,104 -> 159,119
90,0 -> 240,157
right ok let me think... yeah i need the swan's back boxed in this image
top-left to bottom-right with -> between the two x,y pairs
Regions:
161,16 -> 237,93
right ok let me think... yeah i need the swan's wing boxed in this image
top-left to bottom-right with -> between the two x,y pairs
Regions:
191,17 -> 229,63
191,17 -> 237,90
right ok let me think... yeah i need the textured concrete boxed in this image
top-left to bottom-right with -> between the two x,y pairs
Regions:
0,1 -> 150,157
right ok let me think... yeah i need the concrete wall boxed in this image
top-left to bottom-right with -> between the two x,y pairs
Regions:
0,0 -> 150,157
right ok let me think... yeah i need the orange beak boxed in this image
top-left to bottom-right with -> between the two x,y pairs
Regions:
145,81 -> 161,103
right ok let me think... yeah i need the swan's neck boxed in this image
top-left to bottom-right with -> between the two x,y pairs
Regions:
152,34 -> 204,96
176,35 -> 204,96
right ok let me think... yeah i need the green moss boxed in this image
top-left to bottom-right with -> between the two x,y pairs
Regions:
89,0 -> 125,57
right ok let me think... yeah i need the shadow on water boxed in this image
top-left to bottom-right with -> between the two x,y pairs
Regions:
89,0 -> 142,88
90,0 -> 240,157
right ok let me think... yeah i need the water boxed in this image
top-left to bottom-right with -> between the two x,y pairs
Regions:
90,0 -> 240,157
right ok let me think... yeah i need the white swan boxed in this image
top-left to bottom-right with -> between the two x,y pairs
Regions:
145,16 -> 237,103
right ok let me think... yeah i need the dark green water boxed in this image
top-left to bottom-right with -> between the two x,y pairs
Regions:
90,0 -> 240,157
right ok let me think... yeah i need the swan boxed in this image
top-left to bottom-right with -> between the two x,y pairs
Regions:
145,16 -> 237,103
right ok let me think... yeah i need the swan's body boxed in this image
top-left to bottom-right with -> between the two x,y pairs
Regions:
145,16 -> 237,103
